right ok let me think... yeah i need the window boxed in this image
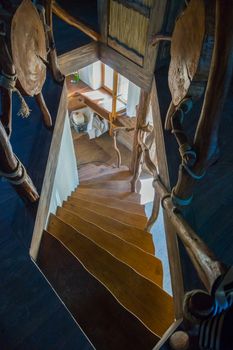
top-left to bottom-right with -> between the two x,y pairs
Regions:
102,63 -> 129,104
102,64 -> 114,91
117,74 -> 129,103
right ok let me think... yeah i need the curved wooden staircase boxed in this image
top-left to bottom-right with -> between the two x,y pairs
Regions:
37,164 -> 174,350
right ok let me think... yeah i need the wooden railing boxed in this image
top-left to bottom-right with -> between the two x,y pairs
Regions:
30,83 -> 68,260
130,76 -> 229,349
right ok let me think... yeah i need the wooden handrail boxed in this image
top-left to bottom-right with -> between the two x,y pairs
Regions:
152,175 -> 227,292
52,2 -> 101,42
140,121 -> 226,292
30,82 -> 68,260
142,120 -> 226,291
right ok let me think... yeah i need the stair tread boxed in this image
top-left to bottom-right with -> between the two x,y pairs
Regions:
38,231 -> 159,350
66,197 -> 147,229
47,216 -> 174,337
79,180 -> 131,191
80,170 -> 132,185
60,205 -> 154,254
78,164 -> 129,182
55,210 -> 163,286
76,188 -> 141,203
71,192 -> 145,215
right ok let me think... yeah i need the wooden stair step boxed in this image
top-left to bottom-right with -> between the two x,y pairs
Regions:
80,170 -> 132,185
38,231 -> 159,350
55,209 -> 163,286
47,216 -> 174,337
71,192 -> 145,215
79,180 -> 131,191
65,197 -> 147,229
78,163 -> 129,182
61,204 -> 154,254
76,187 -> 141,203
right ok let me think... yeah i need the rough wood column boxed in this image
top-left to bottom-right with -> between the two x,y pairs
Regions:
130,89 -> 151,190
130,89 -> 150,170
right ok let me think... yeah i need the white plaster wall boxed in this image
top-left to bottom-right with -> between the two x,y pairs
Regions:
48,113 -> 79,217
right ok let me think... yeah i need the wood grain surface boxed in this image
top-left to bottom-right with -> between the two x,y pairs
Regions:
11,0 -> 47,96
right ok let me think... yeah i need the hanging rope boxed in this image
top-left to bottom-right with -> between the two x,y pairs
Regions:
170,98 -> 206,181
0,71 -> 31,118
0,154 -> 27,185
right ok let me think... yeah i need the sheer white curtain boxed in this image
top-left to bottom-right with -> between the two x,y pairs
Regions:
79,61 -> 102,90
126,81 -> 140,117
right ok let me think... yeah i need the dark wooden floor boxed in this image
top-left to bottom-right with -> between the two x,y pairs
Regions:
0,76 -> 92,349
0,4 -> 106,348
156,66 -> 233,291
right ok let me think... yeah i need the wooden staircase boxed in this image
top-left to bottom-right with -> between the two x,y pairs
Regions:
37,164 -> 174,350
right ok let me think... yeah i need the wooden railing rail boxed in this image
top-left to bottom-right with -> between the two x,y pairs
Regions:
144,140 -> 228,349
30,82 -> 67,260
153,175 -> 226,293
143,128 -> 226,292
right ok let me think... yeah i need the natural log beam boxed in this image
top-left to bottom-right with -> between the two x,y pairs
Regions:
0,33 -> 15,137
173,0 -> 233,203
1,88 -> 12,137
0,121 -> 39,202
151,34 -> 172,46
113,130 -> 121,168
130,89 -> 150,191
142,104 -> 225,292
52,2 -> 101,42
35,92 -> 53,129
154,177 -> 227,292
43,0 -> 64,84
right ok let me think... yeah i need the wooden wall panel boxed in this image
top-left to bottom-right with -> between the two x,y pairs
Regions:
58,42 -> 99,76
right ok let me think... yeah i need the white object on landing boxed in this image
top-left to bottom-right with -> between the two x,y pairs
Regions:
88,114 -> 108,139
70,107 -> 109,139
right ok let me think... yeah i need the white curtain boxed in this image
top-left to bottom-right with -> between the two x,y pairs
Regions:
48,114 -> 79,217
126,81 -> 140,117
79,61 -> 102,90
